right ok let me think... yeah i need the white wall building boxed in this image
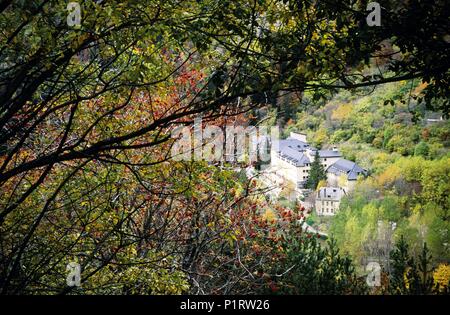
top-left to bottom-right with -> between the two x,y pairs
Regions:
315,187 -> 346,216
326,158 -> 367,193
270,132 -> 364,190
268,132 -> 367,214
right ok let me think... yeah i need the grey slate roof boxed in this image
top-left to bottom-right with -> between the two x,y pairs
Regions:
318,150 -> 342,158
276,138 -> 312,166
317,187 -> 346,200
277,138 -> 342,164
275,138 -> 365,180
327,158 -> 367,180
280,138 -> 312,151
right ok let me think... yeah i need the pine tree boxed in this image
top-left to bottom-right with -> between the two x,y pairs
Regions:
276,236 -> 366,294
411,242 -> 435,294
390,236 -> 438,294
306,150 -> 327,190
390,235 -> 412,294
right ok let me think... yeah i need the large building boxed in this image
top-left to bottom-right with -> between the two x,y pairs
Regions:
270,132 -> 366,193
327,158 -> 367,192
315,187 -> 346,216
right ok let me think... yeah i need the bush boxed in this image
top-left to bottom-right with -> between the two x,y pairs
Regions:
414,141 -> 429,158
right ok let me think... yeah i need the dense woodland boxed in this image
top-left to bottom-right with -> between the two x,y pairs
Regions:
0,0 -> 449,294
277,77 -> 450,292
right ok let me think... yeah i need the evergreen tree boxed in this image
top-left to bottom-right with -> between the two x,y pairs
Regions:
409,242 -> 435,294
268,235 -> 367,294
306,150 -> 327,190
390,236 -> 440,294
390,235 -> 412,294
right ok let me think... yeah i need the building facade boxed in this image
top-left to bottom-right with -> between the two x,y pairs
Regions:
326,158 -> 367,193
315,187 -> 346,216
270,132 -> 365,191
268,132 -> 367,215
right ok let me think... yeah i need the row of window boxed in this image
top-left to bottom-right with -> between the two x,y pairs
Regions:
322,208 -> 334,213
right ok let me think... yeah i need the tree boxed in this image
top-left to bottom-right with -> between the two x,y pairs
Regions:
389,235 -> 413,294
266,231 -> 367,294
306,150 -> 327,190
1,0 -> 449,295
433,264 -> 450,293
389,236 -> 444,294
414,141 -> 430,158
317,179 -> 327,190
